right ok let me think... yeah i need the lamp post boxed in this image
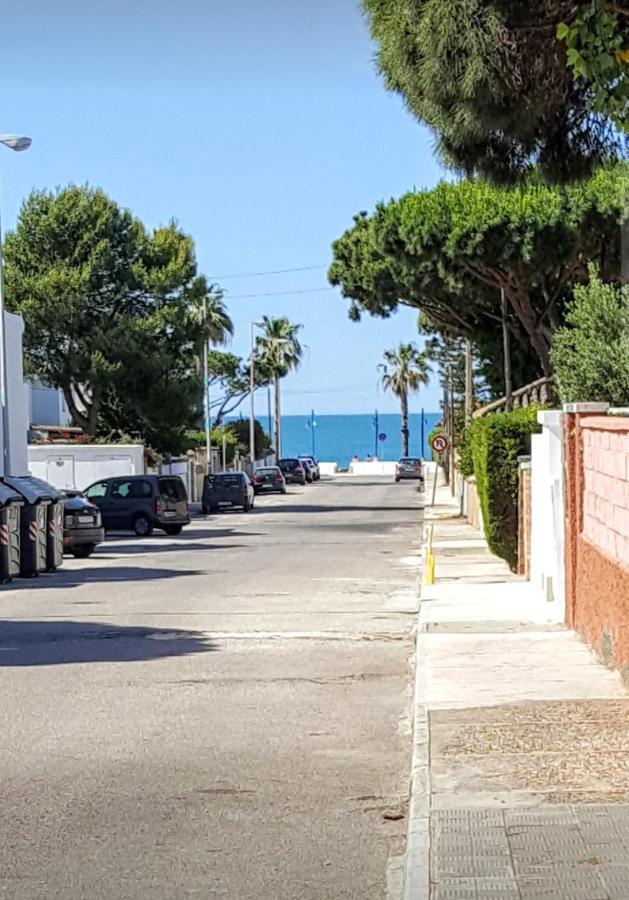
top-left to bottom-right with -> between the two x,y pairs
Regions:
202,295 -> 211,473
0,134 -> 31,477
249,321 -> 264,468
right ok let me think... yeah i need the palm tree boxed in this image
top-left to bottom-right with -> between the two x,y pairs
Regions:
380,343 -> 430,456
255,316 -> 303,458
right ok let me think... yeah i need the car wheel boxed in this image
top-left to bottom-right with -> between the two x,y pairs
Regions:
243,499 -> 251,512
164,525 -> 183,536
133,514 -> 153,537
202,503 -> 210,515
281,488 -> 287,494
72,544 -> 96,559
395,477 -> 400,483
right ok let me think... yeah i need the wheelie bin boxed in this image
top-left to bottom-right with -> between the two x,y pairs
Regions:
3,476 -> 57,578
0,481 -> 23,584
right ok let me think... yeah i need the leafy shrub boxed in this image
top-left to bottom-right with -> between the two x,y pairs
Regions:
469,407 -> 541,571
551,266 -> 629,406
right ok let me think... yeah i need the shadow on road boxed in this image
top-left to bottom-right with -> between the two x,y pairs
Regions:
8,566 -> 207,590
252,503 -> 422,515
94,541 -> 248,558
0,620 -> 218,666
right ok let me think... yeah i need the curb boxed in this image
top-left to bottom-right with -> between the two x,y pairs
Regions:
402,624 -> 430,900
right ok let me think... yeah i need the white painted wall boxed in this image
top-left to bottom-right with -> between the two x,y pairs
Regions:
349,460 -> 397,476
530,410 -> 565,619
3,312 -> 29,476
28,379 -> 72,427
28,443 -> 145,491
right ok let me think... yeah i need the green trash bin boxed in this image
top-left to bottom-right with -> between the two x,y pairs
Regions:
3,476 -> 54,578
0,481 -> 23,583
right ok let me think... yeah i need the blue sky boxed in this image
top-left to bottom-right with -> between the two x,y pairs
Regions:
2,0 -> 446,414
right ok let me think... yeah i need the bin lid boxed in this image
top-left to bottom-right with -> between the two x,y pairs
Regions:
3,475 -> 63,504
0,481 -> 24,508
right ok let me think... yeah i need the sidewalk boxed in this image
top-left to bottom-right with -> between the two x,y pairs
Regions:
406,484 -> 629,900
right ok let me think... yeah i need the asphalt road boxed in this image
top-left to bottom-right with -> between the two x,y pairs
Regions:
0,476 -> 422,899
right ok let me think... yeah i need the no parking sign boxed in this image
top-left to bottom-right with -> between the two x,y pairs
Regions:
431,434 -> 449,455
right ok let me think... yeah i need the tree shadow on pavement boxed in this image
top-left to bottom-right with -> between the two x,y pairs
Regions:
0,619 -> 218,666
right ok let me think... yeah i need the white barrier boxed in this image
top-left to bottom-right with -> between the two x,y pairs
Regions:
348,460 -> 397,476
319,462 -> 339,476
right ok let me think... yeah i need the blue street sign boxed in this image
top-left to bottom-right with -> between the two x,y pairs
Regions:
378,432 -> 387,442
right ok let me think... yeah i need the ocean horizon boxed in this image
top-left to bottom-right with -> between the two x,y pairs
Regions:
272,412 -> 442,469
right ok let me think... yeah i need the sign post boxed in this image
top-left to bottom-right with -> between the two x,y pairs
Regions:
430,433 -> 450,506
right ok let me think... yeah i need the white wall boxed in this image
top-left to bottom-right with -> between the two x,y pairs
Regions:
28,444 -> 145,490
530,411 -> 565,619
349,460 -> 397,476
28,379 -> 72,427
3,312 -> 29,476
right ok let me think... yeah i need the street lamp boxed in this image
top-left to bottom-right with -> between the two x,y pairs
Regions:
0,134 -> 31,477
249,321 -> 265,468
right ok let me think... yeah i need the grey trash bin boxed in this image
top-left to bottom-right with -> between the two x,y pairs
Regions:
3,476 -> 57,578
0,481 -> 23,583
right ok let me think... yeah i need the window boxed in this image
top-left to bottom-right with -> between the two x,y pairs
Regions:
159,478 -> 186,501
111,480 -> 133,500
86,482 -> 108,499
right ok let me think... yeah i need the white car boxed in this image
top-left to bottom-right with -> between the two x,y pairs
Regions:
298,456 -> 320,481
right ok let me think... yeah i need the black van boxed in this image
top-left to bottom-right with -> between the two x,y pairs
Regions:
202,472 -> 254,514
84,475 -> 190,536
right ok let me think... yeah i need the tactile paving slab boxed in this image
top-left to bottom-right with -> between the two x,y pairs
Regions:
431,806 -> 629,899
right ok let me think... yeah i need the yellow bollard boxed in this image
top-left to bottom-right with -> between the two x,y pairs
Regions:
422,525 -> 435,585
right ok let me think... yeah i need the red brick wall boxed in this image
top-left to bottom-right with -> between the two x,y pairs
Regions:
565,414 -> 629,679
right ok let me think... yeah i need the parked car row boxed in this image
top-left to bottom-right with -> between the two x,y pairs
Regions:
201,457 -> 321,513
2,457 -> 323,580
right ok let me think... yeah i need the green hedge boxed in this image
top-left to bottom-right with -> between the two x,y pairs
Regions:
468,407 -> 541,571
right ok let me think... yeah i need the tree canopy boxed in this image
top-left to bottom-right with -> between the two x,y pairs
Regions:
329,166 -> 625,383
362,0 -> 627,183
5,185 -> 230,454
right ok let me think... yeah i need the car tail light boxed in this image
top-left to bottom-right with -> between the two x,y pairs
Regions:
396,465 -> 401,472
155,497 -> 163,514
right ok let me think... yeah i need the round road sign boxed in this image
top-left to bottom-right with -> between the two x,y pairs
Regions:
431,434 -> 449,454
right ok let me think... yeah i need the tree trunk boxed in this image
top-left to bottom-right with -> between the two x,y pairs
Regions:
274,374 -> 282,460
400,391 -> 409,456
504,285 -> 553,377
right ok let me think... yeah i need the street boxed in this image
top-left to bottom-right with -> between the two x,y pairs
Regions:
0,477 -> 421,900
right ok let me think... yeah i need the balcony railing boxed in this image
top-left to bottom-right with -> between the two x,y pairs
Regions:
473,377 -> 556,419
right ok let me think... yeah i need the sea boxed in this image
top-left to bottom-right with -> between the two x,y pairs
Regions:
277,412 -> 442,470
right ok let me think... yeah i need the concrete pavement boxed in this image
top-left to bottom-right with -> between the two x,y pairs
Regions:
409,484 -> 629,900
0,477 -> 422,900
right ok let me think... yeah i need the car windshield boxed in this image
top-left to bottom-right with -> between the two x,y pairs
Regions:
400,458 -> 421,465
279,460 -> 299,469
256,468 -> 279,476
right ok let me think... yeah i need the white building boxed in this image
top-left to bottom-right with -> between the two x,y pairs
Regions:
28,379 -> 72,428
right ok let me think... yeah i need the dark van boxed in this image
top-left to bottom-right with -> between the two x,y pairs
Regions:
84,475 -> 190,536
202,472 -> 254,514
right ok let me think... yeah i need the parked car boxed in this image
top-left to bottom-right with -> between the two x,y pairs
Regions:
278,458 -> 307,485
62,490 -> 105,558
298,456 -> 320,481
202,472 -> 255,513
252,466 -> 286,495
395,457 -> 425,487
301,459 -> 315,483
84,474 -> 190,536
